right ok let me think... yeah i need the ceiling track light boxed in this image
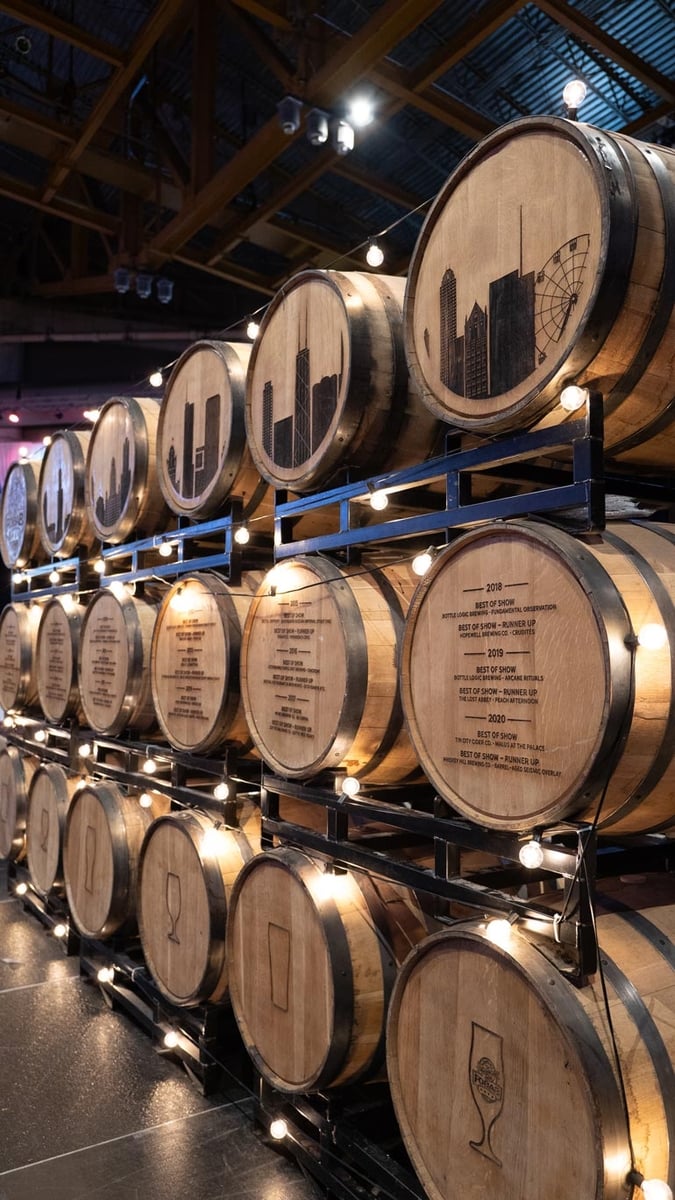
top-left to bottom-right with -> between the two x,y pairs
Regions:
277,95 -> 303,135
136,272 -> 153,300
113,266 -> 131,294
156,277 -> 174,304
333,119 -> 355,156
306,108 -> 329,146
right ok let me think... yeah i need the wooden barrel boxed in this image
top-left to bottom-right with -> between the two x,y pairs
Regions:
35,596 -> 85,724
78,586 -> 159,735
0,459 -> 42,568
387,899 -> 675,1200
156,339 -> 272,523
241,557 -> 422,783
150,570 -> 262,754
404,116 -> 675,470
37,430 -> 93,559
25,762 -> 78,896
138,802 -> 261,1007
63,781 -> 168,939
0,602 -> 41,712
85,396 -> 169,544
226,847 -> 429,1092
0,743 -> 36,860
245,270 -> 442,492
400,519 -> 675,834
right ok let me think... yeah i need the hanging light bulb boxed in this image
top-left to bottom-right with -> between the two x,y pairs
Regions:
246,318 -> 260,340
341,776 -> 360,797
78,742 -> 92,758
93,555 -> 106,575
201,824 -> 227,856
97,966 -> 115,984
12,571 -> 25,585
158,541 -> 174,558
49,568 -> 60,585
412,548 -> 436,576
163,1030 -> 179,1049
485,917 -> 514,947
15,882 -> 28,896
34,729 -> 47,743
366,240 -> 384,268
8,412 -> 20,424
560,384 -> 589,413
53,922 -> 68,939
42,435 -> 52,446
269,1118 -> 288,1140
18,446 -> 29,461
83,409 -> 101,423
234,525 -> 250,545
641,1181 -> 673,1200
562,78 -> 588,118
142,754 -> 157,775
637,623 -> 668,650
369,489 -> 389,511
139,792 -> 154,809
518,840 -> 544,869
149,370 -> 163,388
213,781 -> 230,801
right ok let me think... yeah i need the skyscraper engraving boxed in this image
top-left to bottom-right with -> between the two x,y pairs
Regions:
165,391 -> 222,499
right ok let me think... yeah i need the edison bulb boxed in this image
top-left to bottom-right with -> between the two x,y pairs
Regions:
485,918 -> 513,947
519,840 -> 544,869
163,1030 -> 179,1049
369,490 -> 389,511
341,776 -> 360,797
234,526 -> 250,545
560,384 -> 589,413
213,781 -> 229,801
412,551 -> 433,576
269,1118 -> 288,1140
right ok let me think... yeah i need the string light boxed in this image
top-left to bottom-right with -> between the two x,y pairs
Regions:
641,1181 -> 673,1200
485,917 -> 514,947
42,435 -> 52,446
12,571 -> 25,585
213,781 -> 230,801
369,489 -> 389,511
163,1030 -> 179,1049
8,412 -> 19,424
34,729 -> 47,743
78,742 -> 92,758
234,525 -> 250,545
18,446 -> 28,460
563,78 -> 588,118
158,541 -> 174,558
341,776 -> 360,797
269,1118 -> 288,1140
49,568 -> 60,585
149,370 -> 163,388
560,384 -> 589,413
142,753 -> 157,775
97,966 -> 115,984
15,882 -> 28,896
518,840 -> 544,869
139,792 -> 154,809
246,319 -> 260,340
93,556 -> 106,575
637,623 -> 668,650
53,923 -> 67,939
83,409 -> 101,422
412,547 -> 436,576
201,824 -> 227,856
365,240 -> 384,268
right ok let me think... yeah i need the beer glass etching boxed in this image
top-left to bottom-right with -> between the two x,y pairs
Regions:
84,824 -> 96,894
40,807 -> 50,853
166,872 -> 182,944
469,1021 -> 505,1166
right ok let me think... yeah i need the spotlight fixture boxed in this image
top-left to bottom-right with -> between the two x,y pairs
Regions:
136,272 -> 153,300
149,370 -> 163,388
333,119 -> 355,156
348,96 -> 374,128
113,266 -> 131,294
246,318 -> 260,340
156,277 -> 174,305
277,95 -> 303,135
562,78 -> 587,119
306,108 -> 329,146
366,240 -> 384,268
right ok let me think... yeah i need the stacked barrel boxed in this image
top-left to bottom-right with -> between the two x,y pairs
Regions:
0,114 -> 674,1200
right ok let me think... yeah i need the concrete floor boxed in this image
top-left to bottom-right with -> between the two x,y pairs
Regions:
0,893 -> 324,1200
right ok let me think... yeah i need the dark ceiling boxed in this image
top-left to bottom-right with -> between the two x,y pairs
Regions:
0,0 -> 673,373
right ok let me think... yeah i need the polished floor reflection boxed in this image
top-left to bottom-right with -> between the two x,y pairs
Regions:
0,896 -> 323,1200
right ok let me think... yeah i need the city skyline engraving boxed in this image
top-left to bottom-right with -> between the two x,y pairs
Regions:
431,217 -> 590,400
259,306 -> 346,470
89,411 -> 134,531
165,387 -> 222,501
42,441 -> 74,546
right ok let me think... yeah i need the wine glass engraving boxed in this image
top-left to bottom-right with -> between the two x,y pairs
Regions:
166,872 -> 182,944
469,1021 -> 505,1166
84,824 -> 96,894
40,807 -> 50,853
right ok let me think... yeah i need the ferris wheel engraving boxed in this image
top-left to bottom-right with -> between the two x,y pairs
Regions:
534,234 -> 590,364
